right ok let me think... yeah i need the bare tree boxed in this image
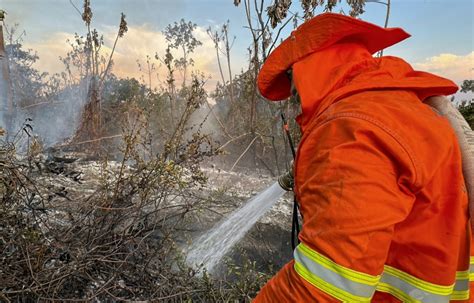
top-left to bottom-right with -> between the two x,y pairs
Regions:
163,19 -> 202,87
207,21 -> 236,106
68,0 -> 127,149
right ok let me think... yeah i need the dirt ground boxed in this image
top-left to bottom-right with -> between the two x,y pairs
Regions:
32,153 -> 295,277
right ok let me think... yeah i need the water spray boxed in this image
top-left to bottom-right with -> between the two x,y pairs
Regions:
186,182 -> 286,273
186,112 -> 301,274
424,96 -> 474,233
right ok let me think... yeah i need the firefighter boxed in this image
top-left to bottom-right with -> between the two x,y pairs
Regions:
254,13 -> 473,302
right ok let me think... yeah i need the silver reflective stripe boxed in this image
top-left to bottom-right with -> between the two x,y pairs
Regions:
294,248 -> 377,299
379,271 -> 451,303
453,278 -> 469,292
450,274 -> 470,301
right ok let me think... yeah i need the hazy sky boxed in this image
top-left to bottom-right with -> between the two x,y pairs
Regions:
1,0 -> 473,91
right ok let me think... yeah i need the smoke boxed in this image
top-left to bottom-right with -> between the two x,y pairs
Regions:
14,84 -> 88,148
187,100 -> 220,138
0,60 -> 9,132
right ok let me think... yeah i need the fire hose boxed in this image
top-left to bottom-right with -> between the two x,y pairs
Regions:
425,96 -> 474,233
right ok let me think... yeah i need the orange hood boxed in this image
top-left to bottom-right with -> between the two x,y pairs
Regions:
257,13 -> 458,131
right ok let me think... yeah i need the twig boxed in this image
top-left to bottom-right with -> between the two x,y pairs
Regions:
0,292 -> 11,303
21,101 -> 64,110
208,29 -> 229,95
68,0 -> 82,17
267,16 -> 294,56
100,13 -> 126,84
223,25 -> 235,105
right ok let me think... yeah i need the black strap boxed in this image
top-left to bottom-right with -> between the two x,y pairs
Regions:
281,112 -> 301,251
291,195 -> 300,250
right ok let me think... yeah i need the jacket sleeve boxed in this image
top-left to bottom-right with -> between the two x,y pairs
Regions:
254,115 -> 417,302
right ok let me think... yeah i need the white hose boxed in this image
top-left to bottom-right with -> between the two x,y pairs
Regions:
424,96 -> 474,233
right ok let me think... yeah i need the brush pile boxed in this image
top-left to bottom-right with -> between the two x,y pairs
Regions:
0,127 -> 270,302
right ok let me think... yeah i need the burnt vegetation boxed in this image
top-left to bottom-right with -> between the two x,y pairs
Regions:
0,0 -> 471,302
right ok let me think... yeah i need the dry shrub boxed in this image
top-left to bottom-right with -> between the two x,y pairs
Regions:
0,83 -> 270,302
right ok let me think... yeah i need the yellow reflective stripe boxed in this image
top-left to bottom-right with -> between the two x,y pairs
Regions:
451,291 -> 470,301
470,256 -> 474,264
294,243 -> 471,302
456,270 -> 470,280
383,265 -> 454,295
294,260 -> 372,303
298,243 -> 380,286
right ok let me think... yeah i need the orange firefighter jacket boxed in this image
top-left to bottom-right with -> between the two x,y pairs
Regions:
254,13 -> 473,303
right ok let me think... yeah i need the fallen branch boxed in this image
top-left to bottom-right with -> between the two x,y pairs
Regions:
230,136 -> 258,171
21,101 -> 64,110
217,132 -> 251,151
57,134 -> 122,147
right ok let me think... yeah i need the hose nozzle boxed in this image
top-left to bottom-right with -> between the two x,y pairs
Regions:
278,170 -> 294,191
